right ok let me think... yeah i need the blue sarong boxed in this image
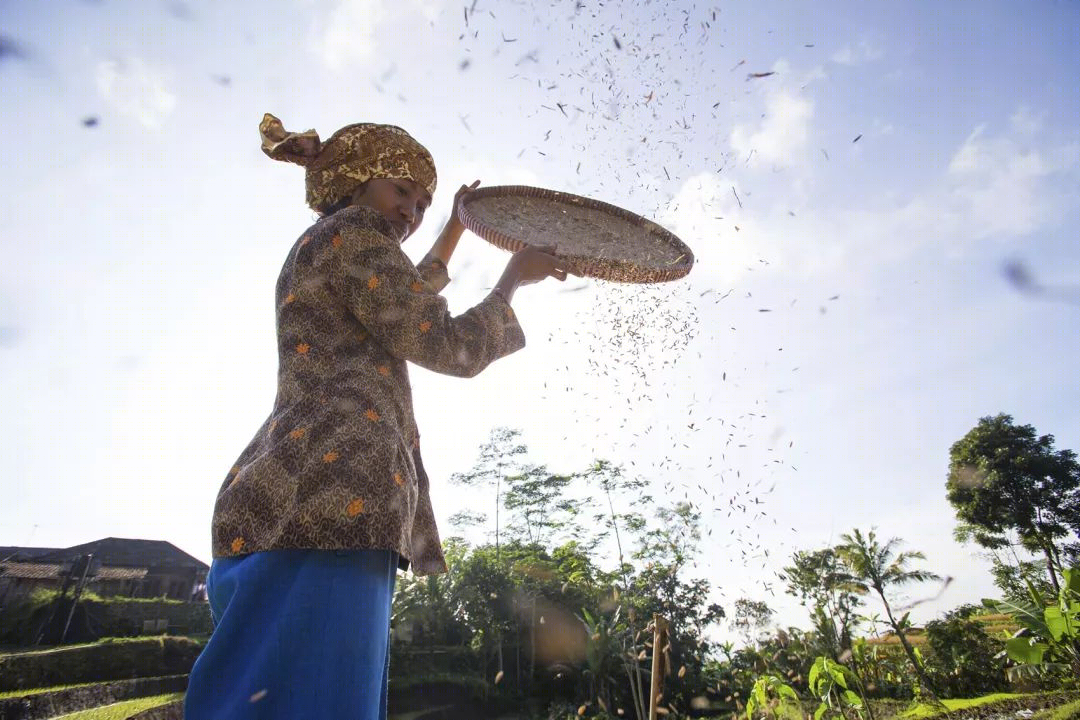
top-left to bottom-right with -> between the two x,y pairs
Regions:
184,549 -> 397,720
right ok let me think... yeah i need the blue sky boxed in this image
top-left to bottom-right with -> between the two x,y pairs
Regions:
1,0 -> 1078,637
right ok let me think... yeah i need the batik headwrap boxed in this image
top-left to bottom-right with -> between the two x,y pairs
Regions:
259,113 -> 438,213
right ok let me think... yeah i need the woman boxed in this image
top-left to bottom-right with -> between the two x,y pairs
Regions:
184,114 -> 569,719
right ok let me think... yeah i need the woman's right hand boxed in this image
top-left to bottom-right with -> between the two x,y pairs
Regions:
493,245 -> 573,303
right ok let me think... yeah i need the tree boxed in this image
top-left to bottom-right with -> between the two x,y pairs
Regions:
835,528 -> 942,701
576,459 -> 652,720
450,426 -> 529,674
503,464 -> 578,547
450,426 -> 529,562
947,414 -> 1080,594
732,598 -> 774,647
782,548 -> 863,659
629,502 -> 726,715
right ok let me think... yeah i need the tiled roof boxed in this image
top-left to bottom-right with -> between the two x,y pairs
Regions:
0,562 -> 65,579
95,566 -> 148,580
31,538 -> 208,571
0,562 -> 148,581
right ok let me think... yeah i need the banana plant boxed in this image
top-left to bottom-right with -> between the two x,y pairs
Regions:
984,563 -> 1080,680
577,604 -> 628,716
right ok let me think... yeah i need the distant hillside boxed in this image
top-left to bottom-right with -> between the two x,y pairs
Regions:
864,612 -> 1019,648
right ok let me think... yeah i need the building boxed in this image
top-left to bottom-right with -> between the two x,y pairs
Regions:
0,538 -> 209,603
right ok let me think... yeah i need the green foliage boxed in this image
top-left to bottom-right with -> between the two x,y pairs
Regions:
984,563 -> 1080,682
987,555 -> 1057,606
504,465 -> 579,547
836,529 -> 942,700
782,548 -> 863,659
850,637 -> 916,700
807,656 -> 865,720
0,589 -> 211,646
946,414 -> 1080,592
0,636 -> 204,692
745,674 -> 800,720
733,599 -> 775,646
39,692 -> 183,720
923,605 -> 1008,697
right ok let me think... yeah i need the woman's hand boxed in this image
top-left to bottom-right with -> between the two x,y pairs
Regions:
428,180 -> 481,266
493,244 -> 573,303
451,180 -> 481,232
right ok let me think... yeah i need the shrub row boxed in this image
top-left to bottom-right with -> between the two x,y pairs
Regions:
0,674 -> 187,720
0,591 -> 211,646
0,637 -> 203,692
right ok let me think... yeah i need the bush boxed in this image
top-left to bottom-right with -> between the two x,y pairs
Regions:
924,605 -> 1009,697
0,637 -> 204,692
0,591 -> 211,646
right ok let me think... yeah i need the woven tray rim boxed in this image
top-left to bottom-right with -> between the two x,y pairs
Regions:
456,185 -> 694,284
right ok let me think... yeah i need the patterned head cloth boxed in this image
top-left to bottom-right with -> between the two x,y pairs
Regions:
259,113 -> 438,213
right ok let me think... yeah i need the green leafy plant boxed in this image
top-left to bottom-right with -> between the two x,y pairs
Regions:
745,674 -> 800,720
807,656 -> 865,720
985,563 -> 1080,681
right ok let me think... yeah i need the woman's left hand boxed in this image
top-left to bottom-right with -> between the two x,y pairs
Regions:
451,180 -> 481,231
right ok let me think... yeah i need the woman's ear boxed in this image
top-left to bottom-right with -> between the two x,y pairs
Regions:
350,181 -> 370,204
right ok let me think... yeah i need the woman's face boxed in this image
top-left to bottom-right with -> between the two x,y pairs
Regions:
351,177 -> 432,242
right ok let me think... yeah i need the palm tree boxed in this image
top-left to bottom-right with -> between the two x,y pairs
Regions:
835,528 -> 942,702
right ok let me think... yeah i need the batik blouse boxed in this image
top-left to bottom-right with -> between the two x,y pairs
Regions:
210,205 -> 525,575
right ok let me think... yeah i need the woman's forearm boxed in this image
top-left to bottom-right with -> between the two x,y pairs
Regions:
427,221 -> 464,266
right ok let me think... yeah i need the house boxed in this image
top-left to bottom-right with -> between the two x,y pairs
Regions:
0,537 -> 209,602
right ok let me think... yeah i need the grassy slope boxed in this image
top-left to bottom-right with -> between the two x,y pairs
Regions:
1032,698 -> 1080,720
898,693 -> 1080,719
0,675 -> 185,700
865,612 -> 1019,648
50,692 -> 183,720
899,693 -> 1025,718
0,681 -> 101,700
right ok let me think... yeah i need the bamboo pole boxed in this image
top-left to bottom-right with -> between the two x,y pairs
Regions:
648,614 -> 669,720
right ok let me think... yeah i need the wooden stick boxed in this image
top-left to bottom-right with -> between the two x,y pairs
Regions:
648,614 -> 669,720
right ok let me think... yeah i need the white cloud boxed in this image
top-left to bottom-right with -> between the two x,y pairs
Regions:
946,121 -> 1079,239
95,58 -> 176,129
1009,106 -> 1044,136
307,0 -> 385,70
729,89 -> 814,166
831,39 -> 884,66
308,0 -> 448,71
693,108 -> 1080,283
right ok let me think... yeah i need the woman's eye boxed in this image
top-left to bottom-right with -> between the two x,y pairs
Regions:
396,185 -> 407,196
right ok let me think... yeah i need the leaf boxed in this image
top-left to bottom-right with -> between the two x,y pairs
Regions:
1006,636 -> 1048,665
1045,606 -> 1066,642
1063,565 -> 1080,597
779,684 -> 799,701
808,658 -> 824,690
814,703 -> 827,720
841,690 -> 863,708
828,666 -> 848,689
745,693 -> 760,720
